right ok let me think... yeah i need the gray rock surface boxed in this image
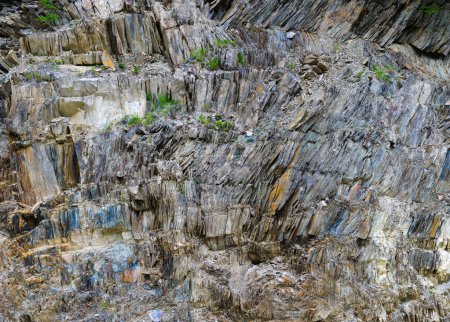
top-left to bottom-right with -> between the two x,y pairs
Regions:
0,0 -> 449,321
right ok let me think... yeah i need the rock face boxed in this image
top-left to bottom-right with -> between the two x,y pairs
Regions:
0,0 -> 449,321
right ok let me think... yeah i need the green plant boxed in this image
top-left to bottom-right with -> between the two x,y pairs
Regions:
178,183 -> 186,196
90,67 -> 100,76
193,177 -> 202,185
118,62 -> 126,69
372,64 -> 391,82
191,48 -> 207,62
332,42 -> 340,53
45,58 -> 63,65
132,65 -> 141,74
286,62 -> 296,71
143,112 -> 157,126
126,114 -> 143,126
23,72 -> 33,80
146,92 -> 153,102
421,4 -> 441,15
207,57 -> 220,71
38,0 -> 59,26
100,302 -> 108,310
38,13 -> 59,26
198,114 -> 211,125
202,102 -> 211,112
214,38 -> 233,48
385,64 -> 398,72
237,51 -> 246,66
215,119 -> 233,131
157,94 -> 177,109
356,70 -> 365,78
145,94 -> 179,116
101,121 -> 114,133
39,0 -> 57,10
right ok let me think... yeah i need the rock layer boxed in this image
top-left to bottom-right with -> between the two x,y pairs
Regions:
0,0 -> 449,321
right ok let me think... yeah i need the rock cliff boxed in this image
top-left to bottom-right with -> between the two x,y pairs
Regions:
0,0 -> 449,321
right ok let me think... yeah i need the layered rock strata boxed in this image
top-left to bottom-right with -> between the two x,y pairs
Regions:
0,0 -> 449,321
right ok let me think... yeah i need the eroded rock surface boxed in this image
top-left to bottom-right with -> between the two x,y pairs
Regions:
0,0 -> 449,321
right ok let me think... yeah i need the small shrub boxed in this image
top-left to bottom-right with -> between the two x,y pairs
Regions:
214,38 -> 232,48
207,57 -> 220,71
332,42 -> 340,53
38,0 -> 59,26
421,4 -> 441,15
146,92 -> 153,102
191,48 -> 207,62
157,94 -> 177,108
146,94 -> 179,116
118,62 -> 126,69
372,64 -> 391,83
385,64 -> 398,72
39,0 -> 57,10
286,62 -> 296,71
90,67 -> 100,76
237,51 -> 246,66
102,121 -> 113,133
215,119 -> 233,131
356,70 -> 365,78
143,112 -> 157,126
198,114 -> 211,125
46,58 -> 64,65
126,115 -> 143,126
23,72 -> 33,80
178,183 -> 186,196
132,65 -> 141,74
37,13 -> 59,26
202,102 -> 211,112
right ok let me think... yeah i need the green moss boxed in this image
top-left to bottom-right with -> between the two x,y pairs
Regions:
118,62 -> 126,69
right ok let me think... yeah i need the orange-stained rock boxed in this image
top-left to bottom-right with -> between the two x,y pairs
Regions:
101,50 -> 116,70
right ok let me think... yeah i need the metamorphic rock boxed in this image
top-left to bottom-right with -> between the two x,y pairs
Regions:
0,0 -> 449,321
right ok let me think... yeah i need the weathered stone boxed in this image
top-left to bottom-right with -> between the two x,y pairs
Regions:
0,0 -> 448,321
